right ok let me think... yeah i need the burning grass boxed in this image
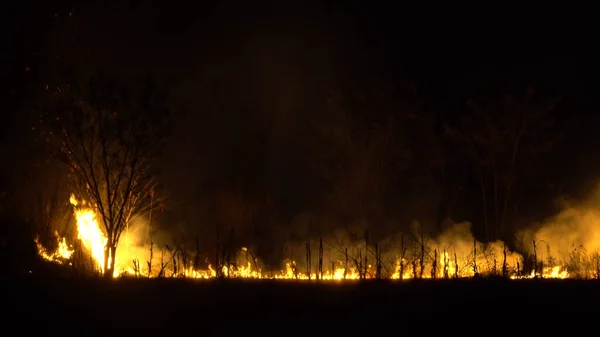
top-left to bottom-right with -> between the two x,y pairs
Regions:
33,193 -> 600,281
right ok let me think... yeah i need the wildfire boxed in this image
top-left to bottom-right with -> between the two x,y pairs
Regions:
36,195 -> 124,276
35,232 -> 73,263
71,195 -> 122,275
35,194 -> 580,281
512,266 -> 569,280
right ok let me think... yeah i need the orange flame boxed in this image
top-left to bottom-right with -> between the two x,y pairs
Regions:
36,194 -> 575,280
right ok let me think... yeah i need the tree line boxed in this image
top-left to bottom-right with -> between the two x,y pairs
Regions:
10,65 -> 565,278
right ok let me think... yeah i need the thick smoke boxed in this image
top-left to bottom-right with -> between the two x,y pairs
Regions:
116,215 -> 154,270
46,186 -> 600,279
517,188 -> 600,278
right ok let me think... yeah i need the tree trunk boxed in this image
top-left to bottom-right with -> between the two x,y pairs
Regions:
101,229 -> 117,279
439,166 -> 453,225
499,125 -> 525,240
103,245 -> 110,277
215,226 -> 220,278
479,166 -> 489,242
492,157 -> 499,241
317,236 -> 323,280
103,232 -> 112,278
109,244 -> 117,277
305,239 -> 311,280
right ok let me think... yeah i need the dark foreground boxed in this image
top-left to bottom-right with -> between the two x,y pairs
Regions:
3,274 -> 598,335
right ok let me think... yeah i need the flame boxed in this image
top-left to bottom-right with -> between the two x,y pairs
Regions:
35,231 -> 74,263
72,200 -> 113,274
510,266 -> 569,280
35,194 -> 579,280
69,194 -> 143,277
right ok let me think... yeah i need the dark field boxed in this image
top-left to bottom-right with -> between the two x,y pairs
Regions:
3,271 -> 598,336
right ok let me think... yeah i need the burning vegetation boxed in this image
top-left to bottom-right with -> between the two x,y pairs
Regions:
25,67 -> 596,282
37,192 -> 600,281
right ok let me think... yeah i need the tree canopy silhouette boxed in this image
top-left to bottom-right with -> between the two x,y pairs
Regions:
37,72 -> 170,277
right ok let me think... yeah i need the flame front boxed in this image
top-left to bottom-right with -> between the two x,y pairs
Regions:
73,203 -> 111,274
37,195 -> 119,275
35,194 -> 579,280
36,232 -> 73,263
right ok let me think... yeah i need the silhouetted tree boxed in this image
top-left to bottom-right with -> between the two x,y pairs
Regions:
37,72 -> 170,277
213,189 -> 259,275
308,78 -> 409,274
311,80 -> 407,222
446,85 -> 560,241
403,83 -> 460,228
33,180 -> 72,247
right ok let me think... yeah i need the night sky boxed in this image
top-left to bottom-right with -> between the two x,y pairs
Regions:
3,1 -> 600,257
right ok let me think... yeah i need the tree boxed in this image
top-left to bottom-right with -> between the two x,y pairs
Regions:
446,85 -> 560,241
38,72 -> 170,277
402,82 -> 461,228
307,77 -> 408,278
310,80 -> 405,225
213,189 -> 258,276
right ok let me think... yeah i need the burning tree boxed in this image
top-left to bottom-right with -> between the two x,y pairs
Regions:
38,72 -> 170,277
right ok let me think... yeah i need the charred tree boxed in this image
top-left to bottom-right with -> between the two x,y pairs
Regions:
317,236 -> 323,280
344,248 -> 348,280
502,243 -> 507,278
399,233 -> 406,279
472,239 -> 478,277
305,238 -> 311,280
419,228 -> 425,279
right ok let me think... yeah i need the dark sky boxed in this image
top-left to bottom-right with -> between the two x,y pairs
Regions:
3,1 -> 600,251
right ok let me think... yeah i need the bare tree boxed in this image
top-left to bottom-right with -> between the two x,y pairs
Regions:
309,79 -> 407,225
38,72 -> 170,277
213,189 -> 258,276
446,85 -> 560,241
34,180 -> 73,249
402,83 -> 460,228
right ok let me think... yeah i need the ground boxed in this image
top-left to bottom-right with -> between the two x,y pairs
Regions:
3,269 -> 597,336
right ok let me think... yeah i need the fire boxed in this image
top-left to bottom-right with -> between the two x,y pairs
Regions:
35,194 -> 580,281
35,232 -> 73,263
36,195 -> 123,276
273,262 -> 361,280
510,266 -> 569,280
73,203 -> 119,275
69,195 -> 135,276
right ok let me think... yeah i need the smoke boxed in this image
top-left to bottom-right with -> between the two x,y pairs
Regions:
517,187 -> 600,274
101,184 -> 600,279
278,216 -> 525,278
116,214 -> 187,274
431,222 -> 521,270
117,215 -> 153,268
46,186 -> 600,279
